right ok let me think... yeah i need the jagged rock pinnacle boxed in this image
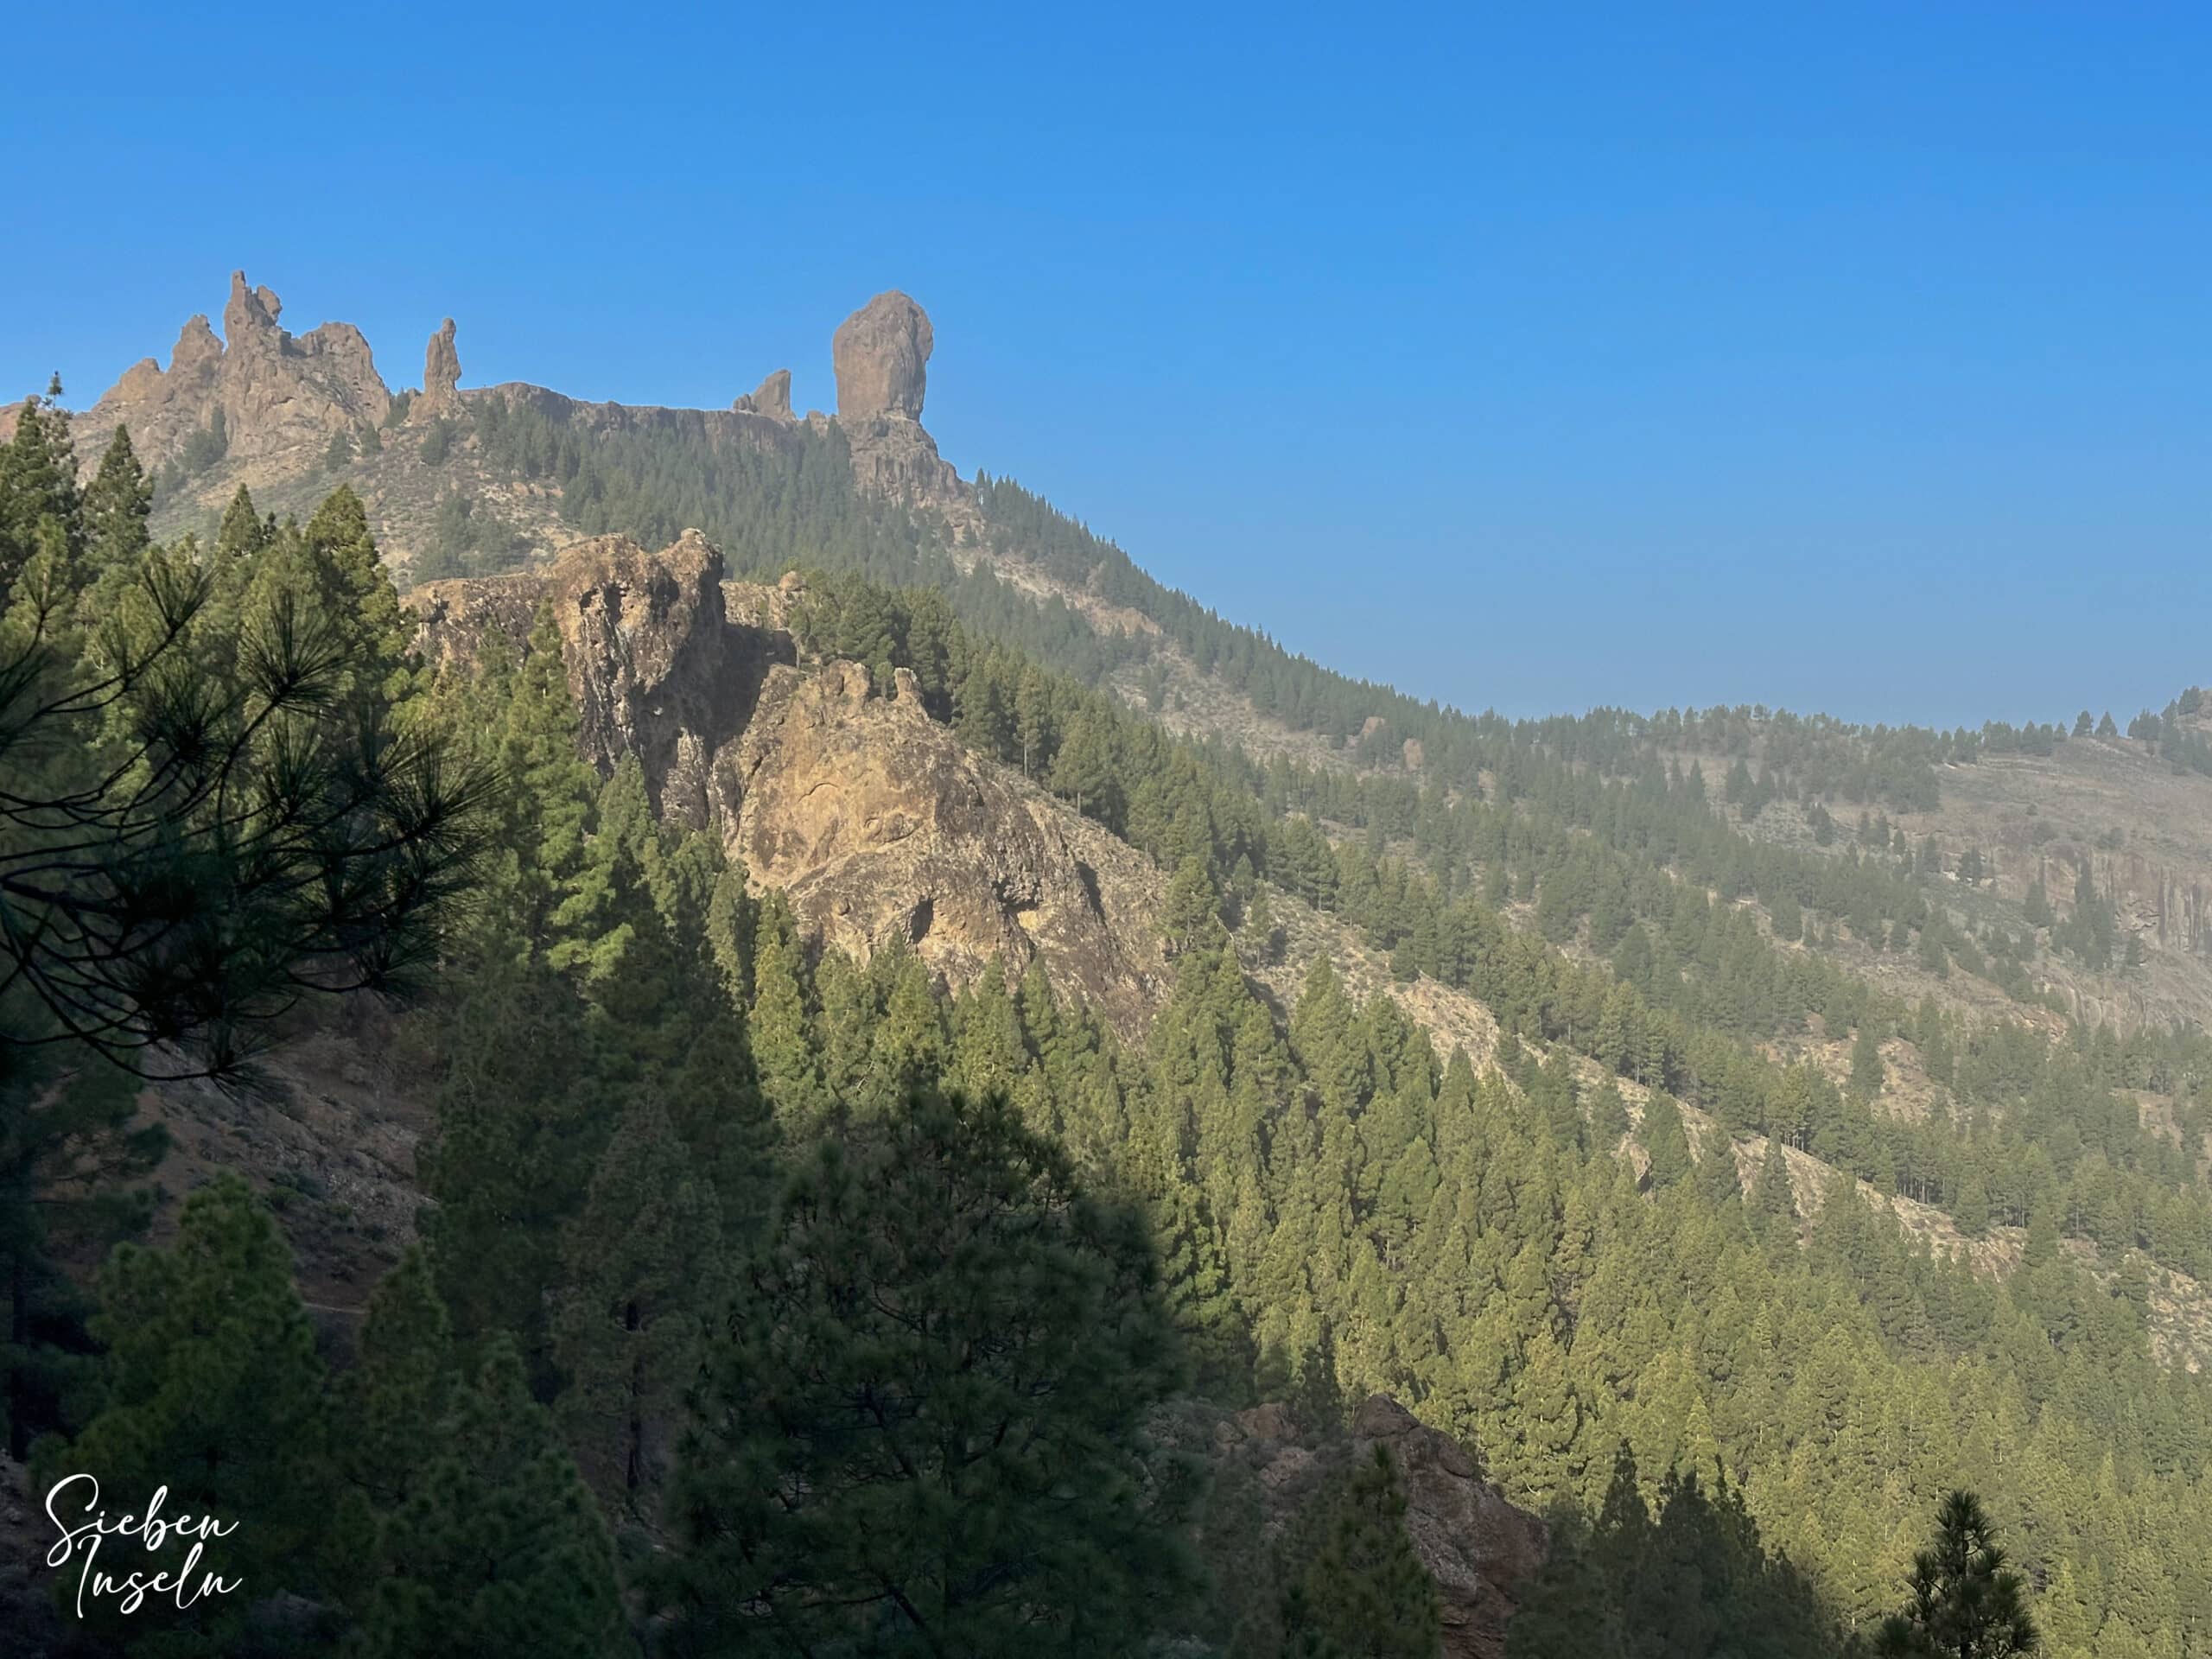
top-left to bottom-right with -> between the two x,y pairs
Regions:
422,317 -> 461,411
734,368 -> 793,422
832,291 -> 932,423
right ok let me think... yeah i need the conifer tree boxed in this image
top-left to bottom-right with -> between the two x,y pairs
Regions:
1641,1092 -> 1694,1188
1876,1491 -> 2038,1658
747,912 -> 833,1135
1161,853 -> 1225,955
212,482 -> 259,556
79,425 -> 152,584
353,1339 -> 622,1659
1751,1135 -> 1797,1239
0,391 -> 78,589
552,1090 -> 723,1521
1278,1446 -> 1442,1659
663,1084 -> 1198,1655
1851,1022 -> 1887,1103
339,1246 -> 458,1513
417,951 -> 610,1371
44,1175 -> 335,1643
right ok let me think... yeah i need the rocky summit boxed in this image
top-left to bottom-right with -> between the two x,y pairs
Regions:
832,289 -> 963,506
410,531 -> 1166,1033
85,271 -> 391,467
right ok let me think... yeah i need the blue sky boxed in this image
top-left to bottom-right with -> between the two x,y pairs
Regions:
12,3 -> 2208,726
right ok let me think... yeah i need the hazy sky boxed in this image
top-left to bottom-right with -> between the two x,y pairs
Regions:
12,3 -> 2208,727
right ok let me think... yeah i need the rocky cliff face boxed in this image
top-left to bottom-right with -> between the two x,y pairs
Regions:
733,367 -> 793,422
70,272 -> 395,469
1198,1394 -> 1549,1659
832,290 -> 963,507
410,531 -> 1165,1030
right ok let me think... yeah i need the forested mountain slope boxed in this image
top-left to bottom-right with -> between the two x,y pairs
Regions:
9,276 -> 2212,1656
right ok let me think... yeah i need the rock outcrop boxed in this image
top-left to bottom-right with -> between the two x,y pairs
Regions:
409,531 -> 1164,1029
74,271 -> 393,469
734,368 -> 793,422
1202,1395 -> 1548,1659
832,290 -> 961,505
418,317 -> 461,414
833,290 -> 932,421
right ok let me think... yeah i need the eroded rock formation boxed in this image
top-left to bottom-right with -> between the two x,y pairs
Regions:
418,317 -> 461,415
1202,1394 -> 1549,1659
73,271 -> 392,468
734,368 -> 793,422
409,531 -> 1164,1029
832,290 -> 961,505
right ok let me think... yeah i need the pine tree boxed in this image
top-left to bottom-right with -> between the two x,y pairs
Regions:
215,481 -> 270,560
1850,1022 -> 1887,1103
339,1247 -> 458,1512
662,1084 -> 1198,1655
79,425 -> 152,584
44,1175 -> 335,1643
552,1090 -> 723,1521
1751,1135 -> 1797,1238
417,952 -> 610,1371
353,1339 -> 622,1659
1161,854 -> 1224,955
747,914 -> 833,1135
1642,1092 -> 1694,1188
0,390 -> 79,590
1278,1445 -> 1443,1658
1876,1491 -> 2038,1658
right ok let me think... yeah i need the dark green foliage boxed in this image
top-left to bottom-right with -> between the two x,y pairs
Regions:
350,1339 -> 622,1659
39,1175 -> 337,1652
1,1056 -> 162,1459
0,478 -> 489,1078
215,482 -> 271,560
411,488 -> 528,583
1510,1452 -> 1851,1659
551,1090 -> 723,1522
660,1084 -> 1198,1656
1641,1092 -> 1693,1188
1875,1491 -> 2037,1658
0,453 -> 490,1553
1276,1446 -> 1442,1658
80,425 -> 153,583
0,391 -> 79,591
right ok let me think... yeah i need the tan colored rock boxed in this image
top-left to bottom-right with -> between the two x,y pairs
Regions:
734,368 -> 793,422
76,272 -> 391,471
833,291 -> 932,421
832,291 -> 963,506
418,317 -> 461,414
407,530 -> 1166,1032
728,653 -> 1161,1028
1404,736 -> 1426,770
